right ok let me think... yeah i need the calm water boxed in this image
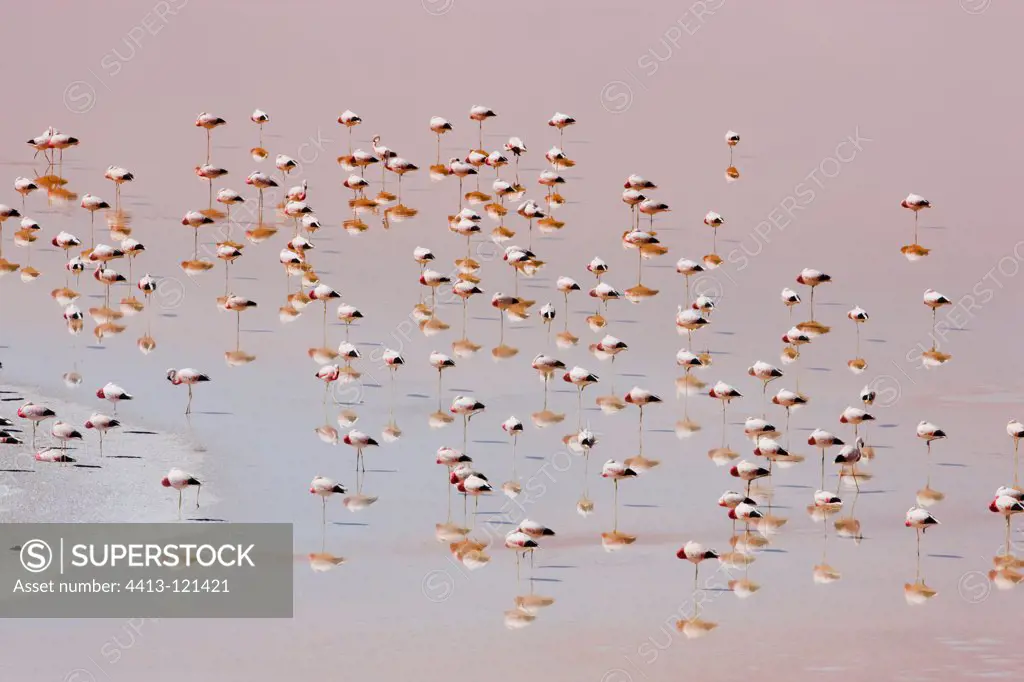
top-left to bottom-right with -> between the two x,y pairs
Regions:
2,1 -> 1023,680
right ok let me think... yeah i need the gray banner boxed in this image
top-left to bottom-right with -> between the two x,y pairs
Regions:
0,524 -> 293,618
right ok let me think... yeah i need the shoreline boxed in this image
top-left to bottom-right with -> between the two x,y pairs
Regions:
1,381 -> 210,524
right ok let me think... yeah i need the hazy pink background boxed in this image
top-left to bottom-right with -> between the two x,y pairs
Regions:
1,1 -> 1023,680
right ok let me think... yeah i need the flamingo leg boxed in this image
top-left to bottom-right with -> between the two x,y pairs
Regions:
613,479 -> 619,531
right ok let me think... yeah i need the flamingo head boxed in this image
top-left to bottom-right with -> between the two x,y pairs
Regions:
95,388 -> 106,399
161,477 -> 171,487
728,465 -> 739,477
796,275 -> 805,285
727,509 -> 738,520
988,499 -> 1000,513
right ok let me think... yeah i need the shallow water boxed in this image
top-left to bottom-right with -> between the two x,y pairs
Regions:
2,0 -> 1024,680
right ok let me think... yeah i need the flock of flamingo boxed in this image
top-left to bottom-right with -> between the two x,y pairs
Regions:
1,105 -> 1021,632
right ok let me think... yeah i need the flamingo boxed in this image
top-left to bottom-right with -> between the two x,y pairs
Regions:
223,294 -> 257,346
455,469 -> 493,526
307,283 -> 340,344
166,368 -> 210,415
808,429 -> 844,488
50,420 -> 82,457
505,529 -> 539,578
532,353 -> 566,409
638,198 -> 670,229
195,112 -> 226,163
13,177 -> 38,210
470,105 -> 496,149
704,211 -> 724,253
905,507 -> 939,572
901,193 -> 931,244
310,475 -> 346,524
17,402 -> 56,449
245,171 -> 278,216
251,109 -> 270,147
917,421 -> 946,455
814,490 -> 843,508
834,437 -> 865,490
450,395 -> 485,453
718,490 -> 756,510
163,468 -> 202,512
781,287 -> 801,310
676,541 -> 720,591
624,174 -> 657,191
343,429 -> 378,473
602,459 -> 637,529
338,110 -> 362,152
26,127 -> 55,160
795,268 -> 831,319
725,130 -> 740,164
47,132 -> 80,165
429,350 -> 456,406
548,112 -> 577,146
709,380 -> 741,444
386,157 -> 418,203
429,116 -> 453,164
84,413 -> 120,457
923,289 -> 952,337
419,268 -> 452,309
80,194 -> 110,247
728,501 -> 764,524
748,361 -> 783,412
93,265 -> 126,306
504,136 -> 527,183
675,259 -> 705,299
990,492 -> 1024,551
624,386 -> 661,451
623,189 -> 646,230
730,460 -> 771,496
839,406 -> 875,437
103,165 -> 134,209
564,366 -> 599,427
96,382 -> 132,412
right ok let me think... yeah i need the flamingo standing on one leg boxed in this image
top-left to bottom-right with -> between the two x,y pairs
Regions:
17,402 -> 56,450
195,112 -> 227,164
251,109 -> 270,148
901,193 -> 931,245
602,459 -> 637,531
905,506 -> 939,577
310,475 -> 346,524
676,541 -> 720,592
84,413 -> 120,457
163,468 -> 202,513
450,395 -> 486,454
96,382 -> 132,413
808,428 -> 844,489
166,368 -> 211,415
